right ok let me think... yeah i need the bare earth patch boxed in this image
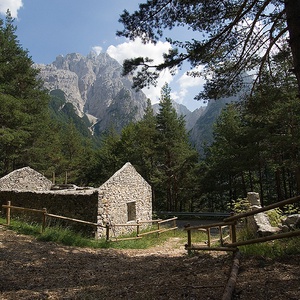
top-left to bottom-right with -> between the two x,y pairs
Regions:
0,226 -> 299,300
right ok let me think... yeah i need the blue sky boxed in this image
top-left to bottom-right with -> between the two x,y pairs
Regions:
0,0 -> 206,111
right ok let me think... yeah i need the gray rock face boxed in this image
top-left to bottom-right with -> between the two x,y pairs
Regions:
36,52 -> 148,133
246,192 -> 280,237
281,214 -> 300,231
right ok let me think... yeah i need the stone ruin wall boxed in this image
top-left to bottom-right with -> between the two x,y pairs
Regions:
0,164 -> 153,239
0,190 -> 99,236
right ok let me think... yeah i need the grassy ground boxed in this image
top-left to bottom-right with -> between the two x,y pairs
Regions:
1,216 -> 299,258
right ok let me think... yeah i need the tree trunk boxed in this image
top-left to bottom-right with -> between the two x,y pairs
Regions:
285,0 -> 300,96
275,168 -> 283,201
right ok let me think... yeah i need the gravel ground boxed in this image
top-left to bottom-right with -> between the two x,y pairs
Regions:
0,225 -> 299,300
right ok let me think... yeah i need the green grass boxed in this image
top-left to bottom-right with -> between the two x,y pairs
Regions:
236,226 -> 300,258
238,238 -> 300,258
1,216 -> 299,257
0,217 -> 188,249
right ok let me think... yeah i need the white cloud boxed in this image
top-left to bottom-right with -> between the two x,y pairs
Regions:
0,0 -> 23,18
107,39 -> 206,110
91,46 -> 103,55
107,38 -> 174,104
172,66 -> 205,105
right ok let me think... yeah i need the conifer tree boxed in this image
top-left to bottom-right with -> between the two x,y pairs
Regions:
154,83 -> 199,211
0,10 -> 50,175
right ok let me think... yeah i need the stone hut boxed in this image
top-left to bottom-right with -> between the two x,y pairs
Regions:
0,167 -> 52,191
0,163 -> 152,238
97,162 -> 152,237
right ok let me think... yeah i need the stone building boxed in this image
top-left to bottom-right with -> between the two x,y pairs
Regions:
97,162 -> 152,237
0,167 -> 53,191
0,163 -> 152,238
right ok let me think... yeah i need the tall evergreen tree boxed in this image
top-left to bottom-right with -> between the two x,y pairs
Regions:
0,11 -> 50,175
201,52 -> 300,207
154,83 -> 199,211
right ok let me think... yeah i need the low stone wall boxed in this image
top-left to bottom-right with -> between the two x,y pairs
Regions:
0,189 -> 99,236
0,163 -> 153,239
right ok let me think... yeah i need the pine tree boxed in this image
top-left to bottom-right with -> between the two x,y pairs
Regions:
118,1 -> 300,98
154,84 -> 199,211
0,10 -> 50,175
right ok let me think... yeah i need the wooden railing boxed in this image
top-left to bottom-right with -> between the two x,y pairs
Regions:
1,201 -> 177,241
107,216 -> 178,241
184,195 -> 300,254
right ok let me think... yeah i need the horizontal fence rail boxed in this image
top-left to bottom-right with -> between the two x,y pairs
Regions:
156,211 -> 231,218
107,216 -> 178,241
184,195 -> 300,253
2,201 -> 177,242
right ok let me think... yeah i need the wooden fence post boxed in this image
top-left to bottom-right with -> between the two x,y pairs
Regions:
173,216 -> 176,235
42,208 -> 47,233
187,228 -> 192,255
231,222 -> 237,244
106,223 -> 110,241
184,224 -> 192,255
219,226 -> 223,246
207,228 -> 211,247
6,201 -> 11,225
136,220 -> 140,237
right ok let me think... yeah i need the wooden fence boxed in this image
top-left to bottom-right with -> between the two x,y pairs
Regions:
1,201 -> 177,241
107,216 -> 178,242
184,195 -> 300,254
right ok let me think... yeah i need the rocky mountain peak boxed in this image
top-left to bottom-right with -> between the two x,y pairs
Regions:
36,52 -> 148,133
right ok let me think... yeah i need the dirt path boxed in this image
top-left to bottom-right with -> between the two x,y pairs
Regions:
0,225 -> 299,300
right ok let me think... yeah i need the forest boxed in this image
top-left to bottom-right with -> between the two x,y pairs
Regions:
1,1 -> 300,213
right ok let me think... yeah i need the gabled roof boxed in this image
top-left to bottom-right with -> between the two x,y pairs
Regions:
99,162 -> 150,188
0,167 -> 52,191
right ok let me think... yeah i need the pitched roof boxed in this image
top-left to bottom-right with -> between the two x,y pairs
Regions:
0,167 -> 52,191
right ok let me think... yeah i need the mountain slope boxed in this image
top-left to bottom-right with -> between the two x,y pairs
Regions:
190,95 -> 240,155
36,52 -> 148,134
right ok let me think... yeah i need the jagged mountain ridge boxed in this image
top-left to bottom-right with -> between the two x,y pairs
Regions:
37,51 -> 241,154
37,52 -> 206,134
36,52 -> 148,134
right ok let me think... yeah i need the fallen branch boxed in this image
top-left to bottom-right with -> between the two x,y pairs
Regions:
222,250 -> 241,300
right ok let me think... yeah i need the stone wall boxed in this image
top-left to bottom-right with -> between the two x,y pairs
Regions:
0,189 -> 99,236
0,163 -> 153,239
97,162 -> 152,238
0,167 -> 52,191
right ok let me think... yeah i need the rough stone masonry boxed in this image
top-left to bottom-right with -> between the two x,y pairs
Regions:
0,163 -> 152,238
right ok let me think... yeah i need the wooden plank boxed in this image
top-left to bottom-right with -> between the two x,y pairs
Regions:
224,195 -> 300,222
228,229 -> 300,247
45,213 -> 98,227
138,219 -> 162,223
110,236 -> 143,242
185,245 -> 237,252
158,217 -> 177,224
2,205 -> 45,214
